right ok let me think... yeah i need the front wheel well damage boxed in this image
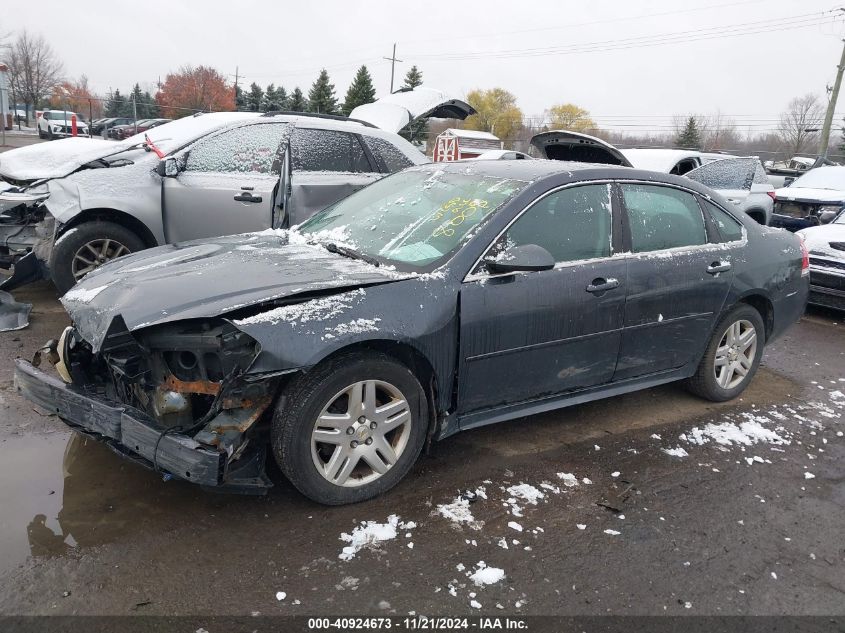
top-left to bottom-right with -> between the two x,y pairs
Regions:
58,208 -> 159,249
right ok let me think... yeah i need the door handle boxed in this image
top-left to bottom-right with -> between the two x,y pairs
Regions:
707,261 -> 731,275
234,192 -> 263,203
586,277 -> 619,293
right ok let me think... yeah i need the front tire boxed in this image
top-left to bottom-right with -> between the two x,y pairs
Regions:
50,221 -> 145,294
685,304 -> 765,402
272,352 -> 429,505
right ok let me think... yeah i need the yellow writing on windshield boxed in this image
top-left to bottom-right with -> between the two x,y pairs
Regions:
430,197 -> 490,238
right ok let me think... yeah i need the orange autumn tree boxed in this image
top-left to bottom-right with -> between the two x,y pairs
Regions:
48,76 -> 102,120
155,65 -> 234,118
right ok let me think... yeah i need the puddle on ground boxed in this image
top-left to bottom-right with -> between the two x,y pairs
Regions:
0,432 -> 211,575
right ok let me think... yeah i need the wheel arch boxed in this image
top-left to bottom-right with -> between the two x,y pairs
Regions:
744,208 -> 767,225
58,208 -> 159,249
306,338 -> 441,438
736,292 -> 774,341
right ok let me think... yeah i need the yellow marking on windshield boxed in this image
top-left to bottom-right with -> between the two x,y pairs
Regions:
430,197 -> 491,238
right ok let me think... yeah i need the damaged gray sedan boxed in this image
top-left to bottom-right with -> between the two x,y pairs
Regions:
15,161 -> 808,505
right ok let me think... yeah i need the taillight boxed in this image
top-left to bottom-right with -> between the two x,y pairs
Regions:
767,191 -> 776,201
799,235 -> 810,276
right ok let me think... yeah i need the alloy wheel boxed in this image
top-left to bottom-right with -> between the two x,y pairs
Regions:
714,319 -> 757,390
311,379 -> 412,487
71,238 -> 131,281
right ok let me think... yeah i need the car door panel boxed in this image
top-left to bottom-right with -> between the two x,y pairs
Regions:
163,172 -> 277,242
457,182 -> 625,415
161,121 -> 290,242
459,259 -> 627,412
288,172 -> 381,226
614,183 -> 734,380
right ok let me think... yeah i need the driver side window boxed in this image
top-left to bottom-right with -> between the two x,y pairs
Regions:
487,184 -> 613,269
184,123 -> 289,175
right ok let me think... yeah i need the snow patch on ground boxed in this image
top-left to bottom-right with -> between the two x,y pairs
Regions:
662,446 -> 689,458
468,561 -> 506,586
436,496 -> 484,530
339,515 -> 415,561
681,418 -> 789,447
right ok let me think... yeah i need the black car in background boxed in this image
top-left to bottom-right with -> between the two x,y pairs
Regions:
15,161 -> 809,505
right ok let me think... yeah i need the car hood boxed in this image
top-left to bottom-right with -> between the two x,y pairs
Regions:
529,130 -> 633,166
0,137 -> 131,181
60,231 -> 412,351
775,187 -> 845,203
797,223 -> 845,259
350,87 -> 475,133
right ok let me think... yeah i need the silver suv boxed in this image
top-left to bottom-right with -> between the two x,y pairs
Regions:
0,89 -> 474,292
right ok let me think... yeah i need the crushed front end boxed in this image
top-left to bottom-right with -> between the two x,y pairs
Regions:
14,318 -> 281,493
0,179 -> 53,285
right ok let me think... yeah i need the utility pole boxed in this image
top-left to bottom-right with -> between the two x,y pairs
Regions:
819,36 -> 845,159
383,44 -> 403,94
233,66 -> 239,110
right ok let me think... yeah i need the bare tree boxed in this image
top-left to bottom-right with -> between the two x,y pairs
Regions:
3,30 -> 63,122
777,94 -> 823,156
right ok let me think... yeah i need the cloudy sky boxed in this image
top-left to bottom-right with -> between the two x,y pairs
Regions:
5,0 -> 844,134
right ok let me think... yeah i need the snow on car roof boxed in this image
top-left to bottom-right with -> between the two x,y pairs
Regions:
442,128 -> 500,141
124,111 -> 260,153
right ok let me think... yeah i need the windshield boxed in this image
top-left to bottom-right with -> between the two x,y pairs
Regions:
790,167 -> 845,191
296,168 -> 529,271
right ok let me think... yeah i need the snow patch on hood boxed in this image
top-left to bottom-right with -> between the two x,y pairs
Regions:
798,223 -> 845,259
0,138 -> 118,181
775,187 -> 845,203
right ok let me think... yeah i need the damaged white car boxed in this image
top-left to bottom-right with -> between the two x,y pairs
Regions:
0,88 -> 474,293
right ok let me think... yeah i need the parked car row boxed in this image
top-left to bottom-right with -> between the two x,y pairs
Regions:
0,89 -> 813,505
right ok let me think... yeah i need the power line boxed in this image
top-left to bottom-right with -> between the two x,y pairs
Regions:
408,10 -> 840,61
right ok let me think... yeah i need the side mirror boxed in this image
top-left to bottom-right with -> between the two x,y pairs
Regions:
819,210 -> 839,224
484,244 -> 555,274
155,157 -> 179,178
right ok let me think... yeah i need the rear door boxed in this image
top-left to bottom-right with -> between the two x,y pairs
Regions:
162,121 -> 290,242
287,127 -> 382,226
614,183 -> 734,380
458,183 -> 626,415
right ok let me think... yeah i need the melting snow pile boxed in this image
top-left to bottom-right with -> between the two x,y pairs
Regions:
436,495 -> 484,530
468,561 -> 506,586
503,483 -> 545,517
681,416 -> 790,448
339,514 -> 415,561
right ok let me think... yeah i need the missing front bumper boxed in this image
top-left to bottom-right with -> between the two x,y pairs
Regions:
14,359 -> 272,492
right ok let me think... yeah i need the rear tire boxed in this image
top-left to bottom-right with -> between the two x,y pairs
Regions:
272,352 -> 429,505
38,128 -> 46,139
685,304 -> 765,402
50,221 -> 145,294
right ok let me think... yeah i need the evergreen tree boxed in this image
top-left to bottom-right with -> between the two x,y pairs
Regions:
675,116 -> 702,149
247,82 -> 264,112
308,69 -> 338,114
141,91 -> 159,118
275,86 -> 289,111
400,65 -> 427,144
403,65 -> 423,89
288,87 -> 307,112
341,65 -> 376,116
105,89 -> 129,117
235,84 -> 247,111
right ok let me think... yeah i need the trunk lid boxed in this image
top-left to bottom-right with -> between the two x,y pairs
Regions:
350,87 -> 476,134
529,130 -> 632,166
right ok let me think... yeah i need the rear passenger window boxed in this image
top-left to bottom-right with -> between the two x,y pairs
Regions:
500,184 -> 612,263
291,129 -> 372,173
621,184 -> 706,252
362,135 -> 414,173
703,199 -> 744,242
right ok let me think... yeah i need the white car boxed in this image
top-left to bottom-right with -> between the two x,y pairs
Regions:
797,211 -> 845,310
38,110 -> 89,140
